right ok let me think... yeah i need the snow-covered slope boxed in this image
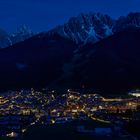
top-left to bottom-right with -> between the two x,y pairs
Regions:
10,25 -> 34,45
49,12 -> 140,45
1,12 -> 140,48
49,13 -> 114,45
0,25 -> 34,48
0,28 -> 11,48
114,12 -> 140,32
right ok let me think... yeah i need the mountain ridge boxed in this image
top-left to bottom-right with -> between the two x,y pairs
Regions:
1,12 -> 140,48
48,12 -> 140,45
0,12 -> 140,94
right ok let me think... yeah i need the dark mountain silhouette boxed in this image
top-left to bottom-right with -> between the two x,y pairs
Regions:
0,33 -> 76,90
58,27 -> 140,93
0,25 -> 34,48
0,13 -> 140,94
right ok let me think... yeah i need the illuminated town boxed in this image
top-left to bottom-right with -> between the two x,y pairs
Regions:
0,89 -> 140,139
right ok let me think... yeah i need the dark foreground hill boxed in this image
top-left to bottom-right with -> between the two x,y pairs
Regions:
0,33 -> 76,90
59,27 -> 140,93
0,28 -> 140,94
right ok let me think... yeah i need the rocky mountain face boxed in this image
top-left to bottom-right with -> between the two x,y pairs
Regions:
10,25 -> 34,45
114,12 -> 140,32
1,12 -> 140,48
49,13 -> 114,45
49,12 -> 140,45
0,27 -> 140,93
0,28 -> 11,48
0,13 -> 140,93
0,25 -> 34,48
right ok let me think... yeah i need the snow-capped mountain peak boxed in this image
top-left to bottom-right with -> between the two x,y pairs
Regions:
1,12 -> 140,48
49,13 -> 114,45
114,12 -> 140,32
49,12 -> 140,45
0,25 -> 34,48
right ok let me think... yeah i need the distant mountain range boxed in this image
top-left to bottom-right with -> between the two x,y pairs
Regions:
49,12 -> 140,45
0,25 -> 34,48
1,12 -> 140,48
0,12 -> 140,94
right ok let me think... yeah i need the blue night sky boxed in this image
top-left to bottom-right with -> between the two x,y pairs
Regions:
0,0 -> 140,33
